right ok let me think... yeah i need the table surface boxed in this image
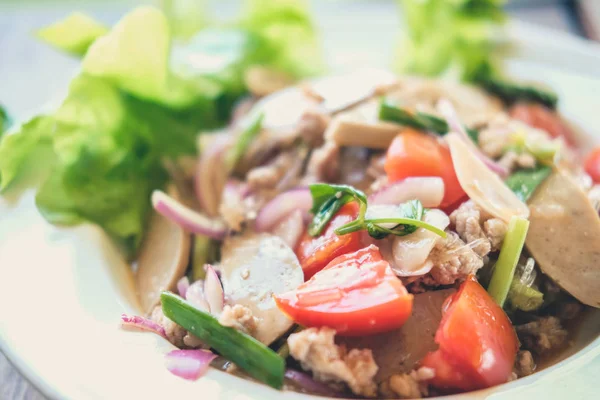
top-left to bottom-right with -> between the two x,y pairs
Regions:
0,1 -> 588,399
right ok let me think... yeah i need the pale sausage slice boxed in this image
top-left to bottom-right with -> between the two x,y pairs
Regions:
219,233 -> 304,345
526,171 -> 600,308
136,185 -> 191,314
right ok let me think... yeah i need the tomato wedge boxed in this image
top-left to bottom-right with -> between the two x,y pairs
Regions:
295,202 -> 362,280
510,102 -> 576,146
585,147 -> 600,184
275,245 -> 413,336
384,129 -> 466,209
421,277 -> 518,392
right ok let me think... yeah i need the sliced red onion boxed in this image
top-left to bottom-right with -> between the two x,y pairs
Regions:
437,98 -> 509,178
223,179 -> 251,200
165,349 -> 217,381
388,209 -> 450,277
195,135 -> 230,216
177,276 -> 190,298
120,314 -> 167,339
255,188 -> 312,232
284,369 -> 340,397
204,265 -> 224,315
186,280 -> 210,312
152,190 -> 227,240
271,209 -> 305,249
369,177 -> 445,208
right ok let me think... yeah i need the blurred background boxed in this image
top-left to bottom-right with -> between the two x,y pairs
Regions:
1,0 -> 600,399
1,0 -> 599,119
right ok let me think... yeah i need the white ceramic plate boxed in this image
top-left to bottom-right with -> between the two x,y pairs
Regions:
1,4 -> 600,400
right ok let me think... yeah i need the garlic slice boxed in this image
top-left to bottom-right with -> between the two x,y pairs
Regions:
446,132 -> 529,222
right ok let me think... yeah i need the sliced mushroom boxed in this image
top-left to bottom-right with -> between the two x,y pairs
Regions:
339,288 -> 455,383
218,232 -> 304,345
324,99 -> 401,149
307,68 -> 398,113
526,171 -> 600,308
135,185 -> 192,314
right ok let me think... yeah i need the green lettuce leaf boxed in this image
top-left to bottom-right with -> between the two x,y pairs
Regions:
36,12 -> 109,56
240,0 -> 322,78
3,4 -> 323,255
0,105 -> 10,136
398,0 -> 506,80
82,6 -> 198,108
0,116 -> 54,191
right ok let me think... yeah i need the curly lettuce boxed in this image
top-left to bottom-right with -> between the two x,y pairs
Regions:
398,0 -> 507,81
36,12 -> 108,56
1,4 -> 322,255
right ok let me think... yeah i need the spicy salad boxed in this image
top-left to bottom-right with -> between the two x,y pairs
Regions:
1,3 -> 599,400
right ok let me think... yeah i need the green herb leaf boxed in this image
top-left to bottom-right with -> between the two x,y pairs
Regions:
379,99 -> 447,133
473,66 -> 558,109
36,12 -> 109,56
308,183 -> 367,237
161,291 -> 285,389
505,166 -> 552,203
487,216 -> 530,307
379,98 -> 479,141
336,199 -> 446,239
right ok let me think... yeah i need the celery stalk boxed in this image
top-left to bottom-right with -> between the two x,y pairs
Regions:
488,216 -> 530,307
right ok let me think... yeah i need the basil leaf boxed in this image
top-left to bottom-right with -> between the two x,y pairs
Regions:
366,222 -> 391,240
473,66 -> 558,109
505,166 -> 552,203
308,183 -> 367,237
379,99 -> 479,142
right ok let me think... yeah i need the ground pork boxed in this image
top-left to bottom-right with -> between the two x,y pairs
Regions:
297,109 -> 330,147
478,113 -> 556,171
366,154 -> 388,193
218,304 -> 258,336
303,141 -> 340,183
450,200 -> 508,257
151,305 -> 186,348
183,333 -> 205,349
379,368 -> 433,399
515,316 -> 568,355
497,150 -> 536,171
338,147 -> 372,190
556,300 -> 583,321
246,151 -> 296,190
514,350 -> 536,377
409,232 -> 484,292
288,327 -> 378,397
219,191 -> 247,231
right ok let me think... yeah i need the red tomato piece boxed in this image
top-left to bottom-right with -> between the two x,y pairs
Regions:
295,202 -> 362,280
421,277 -> 518,392
275,245 -> 413,336
510,102 -> 576,146
384,129 -> 467,209
584,147 -> 600,184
